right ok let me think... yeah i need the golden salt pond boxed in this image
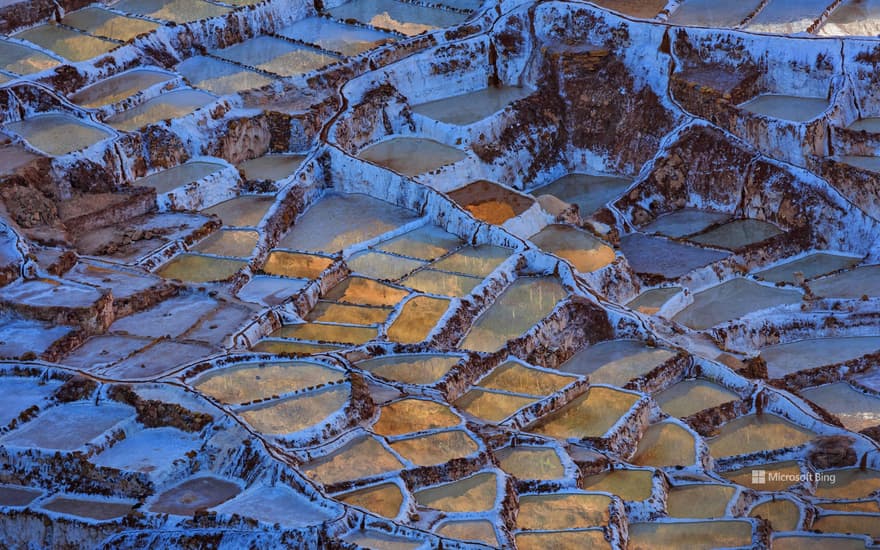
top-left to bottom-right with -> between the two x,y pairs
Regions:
773,534 -> 870,550
654,378 -> 739,418
666,483 -> 735,518
399,269 -> 482,297
448,180 -> 534,225
263,251 -> 333,279
325,277 -> 409,307
386,295 -> 450,343
157,254 -> 245,282
306,302 -> 391,326
414,472 -> 497,513
355,354 -> 459,385
626,286 -> 681,315
631,421 -> 696,467
251,340 -> 342,355
454,389 -> 537,422
813,514 -> 880,538
192,361 -> 343,404
529,224 -> 615,273
527,387 -> 639,439
376,224 -> 461,261
515,529 -> 610,550
559,339 -> 675,386
372,398 -> 460,436
71,68 -> 171,108
750,498 -> 801,531
337,482 -> 403,519
357,137 -> 466,176
303,436 -> 403,486
721,461 -> 802,491
496,446 -> 565,480
389,430 -> 478,466
435,520 -> 497,546
628,520 -> 753,550
580,468 -> 654,501
478,360 -> 576,396
347,251 -> 424,280
708,414 -> 815,458
239,385 -> 348,435
430,245 -> 511,277
271,323 -> 377,345
516,493 -> 612,530
192,229 -> 258,258
815,468 -> 880,500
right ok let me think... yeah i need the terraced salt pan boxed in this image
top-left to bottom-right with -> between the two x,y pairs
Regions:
14,24 -> 116,62
326,0 -> 469,36
343,531 -> 421,549
192,229 -> 258,258
386,295 -> 450,343
528,387 -> 639,439
739,94 -> 830,122
238,154 -> 305,182
666,484 -> 735,518
455,389 -> 537,422
479,360 -> 576,395
673,278 -> 801,330
177,56 -> 273,95
372,398 -> 460,436
149,476 -> 240,516
813,514 -> 880,538
192,361 -> 344,405
338,482 -> 403,519
0,376 -> 62,427
112,0 -> 230,23
325,276 -> 409,306
400,269 -> 482,297
460,277 -> 567,352
529,224 -> 615,273
62,7 -> 159,41
708,414 -> 815,458
157,254 -> 245,282
389,430 -> 479,465
749,498 -> 801,530
202,195 -> 273,227
0,485 -> 42,507
91,427 -> 200,474
760,336 -> 880,378
631,421 -> 697,467
347,250 -> 425,280
430,245 -> 510,276
847,118 -> 880,132
590,0 -> 666,18
517,493 -> 611,530
251,340 -> 342,355
239,385 -> 349,435
306,301 -> 391,325
753,252 -> 861,284
655,379 -> 739,418
277,18 -> 395,56
496,446 -> 565,480
412,86 -> 532,125
558,339 -> 675,386
0,402 -> 132,451
71,69 -> 172,108
212,485 -> 336,527
278,193 -> 416,254
448,180 -> 535,226
773,534 -> 870,550
414,472 -> 497,513
0,278 -> 102,308
355,354 -> 459,384
42,496 -> 134,520
641,209 -> 730,238
212,36 -> 339,78
745,0 -> 833,34
581,468 -> 654,501
809,266 -> 880,298
358,137 -> 466,176
531,173 -> 631,217
837,155 -> 880,173
721,461 -> 802,491
815,468 -> 880,499
3,114 -> 112,156
271,322 -> 377,345
626,287 -> 681,315
435,520 -> 497,546
516,529 -> 610,549
106,89 -> 216,131
817,0 -> 880,36
619,233 -> 729,279
376,224 -> 462,260
667,0 -> 761,26
688,218 -> 783,249
303,436 -> 404,485
263,251 -> 332,279
802,383 -> 880,432
628,520 -> 753,550
0,39 -> 60,74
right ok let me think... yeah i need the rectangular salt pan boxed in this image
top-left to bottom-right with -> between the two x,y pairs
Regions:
327,0 -> 469,36
4,113 -> 112,156
211,36 -> 339,77
112,0 -> 230,23
106,89 -> 216,131
14,24 -> 116,62
177,56 -> 274,95
277,18 -> 396,57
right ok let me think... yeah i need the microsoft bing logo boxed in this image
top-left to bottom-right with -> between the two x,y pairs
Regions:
752,470 -> 767,485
